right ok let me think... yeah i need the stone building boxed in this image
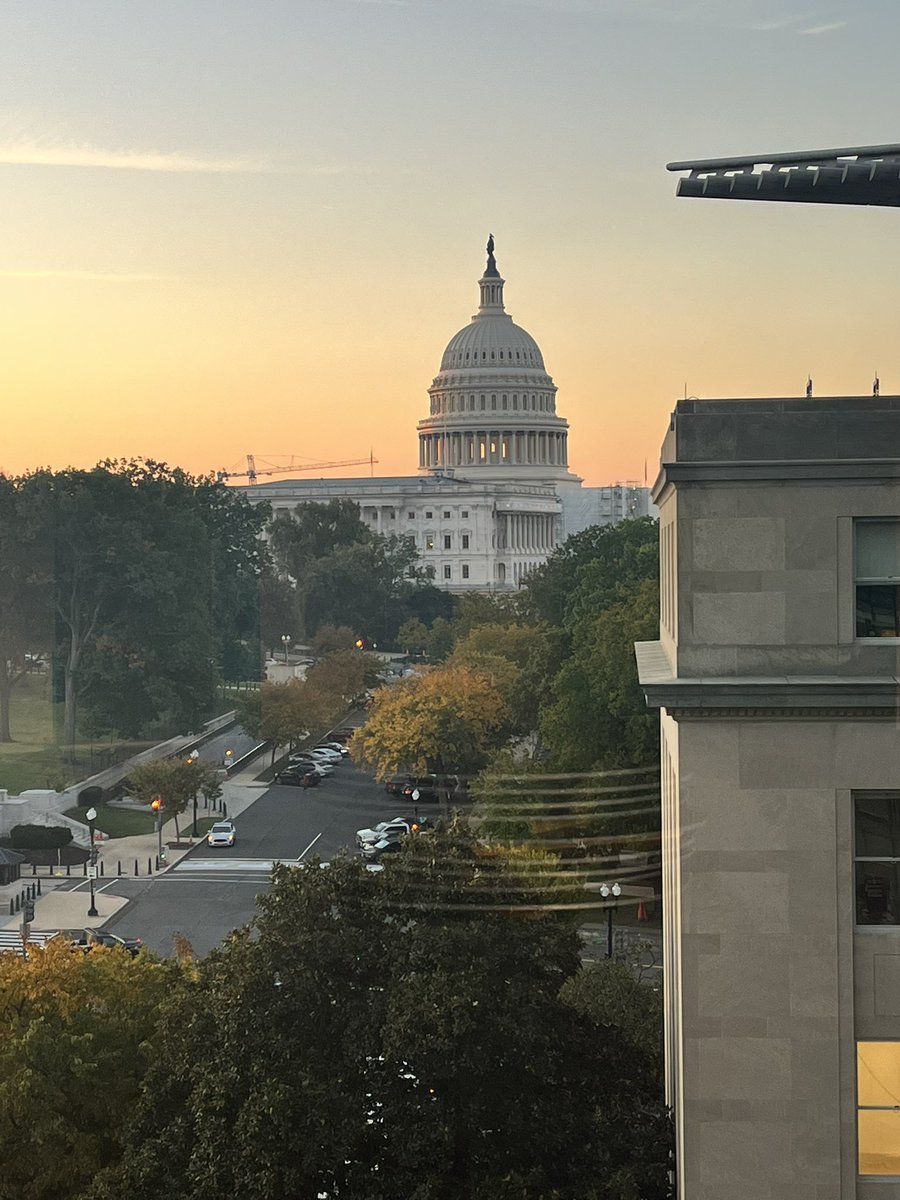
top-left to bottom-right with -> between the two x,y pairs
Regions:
636,395 -> 900,1197
245,240 -> 651,591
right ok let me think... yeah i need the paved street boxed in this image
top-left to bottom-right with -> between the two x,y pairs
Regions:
67,760 -> 428,957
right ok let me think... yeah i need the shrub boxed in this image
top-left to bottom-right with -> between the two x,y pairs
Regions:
9,824 -> 74,850
78,785 -> 103,808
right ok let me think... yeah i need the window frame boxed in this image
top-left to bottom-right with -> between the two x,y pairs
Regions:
855,518 -> 900,641
854,791 -> 900,928
857,1040 -> 900,1178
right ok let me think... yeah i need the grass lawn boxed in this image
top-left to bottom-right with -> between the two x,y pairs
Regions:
0,674 -> 152,794
62,802 -> 156,838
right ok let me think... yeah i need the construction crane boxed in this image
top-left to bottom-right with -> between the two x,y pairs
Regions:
217,452 -> 378,484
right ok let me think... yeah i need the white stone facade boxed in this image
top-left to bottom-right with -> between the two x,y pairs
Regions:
246,240 -> 645,591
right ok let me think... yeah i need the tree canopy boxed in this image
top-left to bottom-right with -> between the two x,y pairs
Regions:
352,665 -> 508,779
86,831 -> 672,1200
0,938 -> 180,1200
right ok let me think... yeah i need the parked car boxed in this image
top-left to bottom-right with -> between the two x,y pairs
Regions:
274,767 -> 321,788
356,816 -> 432,850
85,930 -> 143,957
207,820 -> 236,847
400,775 -> 439,803
328,727 -> 356,742
361,837 -> 404,862
288,755 -> 334,775
315,741 -> 349,757
385,775 -> 411,796
308,746 -> 342,762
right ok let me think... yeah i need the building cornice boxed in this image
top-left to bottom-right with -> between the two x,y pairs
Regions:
635,641 -> 900,718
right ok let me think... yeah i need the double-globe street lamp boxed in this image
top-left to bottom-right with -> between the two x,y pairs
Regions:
599,881 -> 622,959
85,806 -> 99,918
281,633 -> 291,665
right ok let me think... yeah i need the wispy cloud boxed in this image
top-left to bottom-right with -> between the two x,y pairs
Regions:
0,270 -> 176,282
0,138 -> 273,174
800,20 -> 846,34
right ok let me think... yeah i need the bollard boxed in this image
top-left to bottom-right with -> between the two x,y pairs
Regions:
32,863 -> 36,876
8,899 -> 12,917
14,894 -> 19,912
100,861 -> 104,877
48,862 -> 53,875
36,878 -> 41,896
134,859 -> 139,876
117,860 -> 122,876
148,857 -> 152,876
66,864 -> 71,877
82,861 -> 87,876
155,855 -> 159,870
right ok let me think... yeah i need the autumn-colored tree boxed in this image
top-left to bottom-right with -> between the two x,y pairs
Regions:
235,680 -> 336,763
305,648 -> 380,705
351,664 -> 507,780
0,937 -> 182,1200
128,757 -> 206,840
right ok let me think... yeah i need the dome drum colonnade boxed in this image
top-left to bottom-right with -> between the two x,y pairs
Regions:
417,237 -> 576,487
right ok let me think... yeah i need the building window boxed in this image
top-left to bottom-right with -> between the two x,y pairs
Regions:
443,565 -> 451,580
425,535 -> 434,551
443,510 -> 451,519
462,564 -> 469,579
461,510 -> 468,519
443,534 -> 451,549
408,512 -> 415,520
462,535 -> 469,549
855,794 -> 900,924
425,510 -> 433,519
858,1042 -> 900,1175
856,520 -> 900,637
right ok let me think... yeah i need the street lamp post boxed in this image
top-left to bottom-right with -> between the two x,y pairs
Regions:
151,796 -> 164,861
599,881 -> 621,958
188,749 -> 200,837
85,806 -> 99,917
281,633 -> 291,665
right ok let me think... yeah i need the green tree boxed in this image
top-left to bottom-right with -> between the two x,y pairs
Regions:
0,937 -> 180,1200
268,498 -> 371,581
306,648 -> 380,705
523,517 -> 658,632
87,831 -> 672,1200
397,616 -> 428,657
424,614 -> 454,662
0,474 -> 53,742
540,578 -> 659,771
310,623 -> 357,656
258,567 -> 302,660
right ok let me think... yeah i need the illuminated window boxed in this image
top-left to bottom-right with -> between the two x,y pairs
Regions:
856,520 -> 900,637
858,1042 -> 900,1175
855,794 -> 900,925
425,535 -> 434,551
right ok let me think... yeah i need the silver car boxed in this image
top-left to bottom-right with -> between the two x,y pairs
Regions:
207,820 -> 236,847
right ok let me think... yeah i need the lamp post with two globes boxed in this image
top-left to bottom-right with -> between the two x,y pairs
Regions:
599,881 -> 622,959
85,806 -> 99,918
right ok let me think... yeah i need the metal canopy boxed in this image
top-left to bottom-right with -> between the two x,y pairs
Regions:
667,144 -> 900,207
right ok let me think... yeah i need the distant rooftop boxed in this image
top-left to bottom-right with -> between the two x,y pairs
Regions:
655,395 -> 900,495
667,144 -> 900,207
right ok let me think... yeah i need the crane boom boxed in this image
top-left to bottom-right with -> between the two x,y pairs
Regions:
216,452 -> 379,484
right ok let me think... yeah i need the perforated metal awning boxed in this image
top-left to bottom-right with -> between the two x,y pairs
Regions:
667,144 -> 900,207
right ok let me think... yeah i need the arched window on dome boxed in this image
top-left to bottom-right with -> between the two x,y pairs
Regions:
482,351 -> 487,360
491,396 -> 497,410
480,395 -> 485,410
499,350 -> 504,359
469,395 -> 475,411
491,350 -> 495,360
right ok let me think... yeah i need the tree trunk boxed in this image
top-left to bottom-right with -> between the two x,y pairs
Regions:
62,650 -> 78,750
0,670 -> 13,743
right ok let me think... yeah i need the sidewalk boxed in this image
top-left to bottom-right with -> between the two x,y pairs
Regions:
0,766 -> 268,934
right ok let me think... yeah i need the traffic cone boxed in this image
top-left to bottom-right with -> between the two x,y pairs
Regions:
637,900 -> 649,923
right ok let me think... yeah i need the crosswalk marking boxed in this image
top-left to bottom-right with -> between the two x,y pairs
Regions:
172,858 -> 295,873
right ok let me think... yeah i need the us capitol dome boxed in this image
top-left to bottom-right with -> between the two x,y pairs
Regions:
245,237 -> 649,593
417,236 -> 580,485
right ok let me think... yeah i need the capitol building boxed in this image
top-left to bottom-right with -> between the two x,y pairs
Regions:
246,240 -> 652,592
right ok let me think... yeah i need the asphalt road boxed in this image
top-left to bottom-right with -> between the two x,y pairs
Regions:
91,760 -> 429,958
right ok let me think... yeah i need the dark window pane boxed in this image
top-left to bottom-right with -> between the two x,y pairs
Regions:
856,584 -> 900,637
856,862 -> 900,925
856,796 -> 900,858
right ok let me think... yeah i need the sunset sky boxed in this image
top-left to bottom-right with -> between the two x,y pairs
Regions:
3,0 -> 899,486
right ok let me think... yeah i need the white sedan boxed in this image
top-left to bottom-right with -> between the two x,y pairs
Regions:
207,821 -> 236,847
